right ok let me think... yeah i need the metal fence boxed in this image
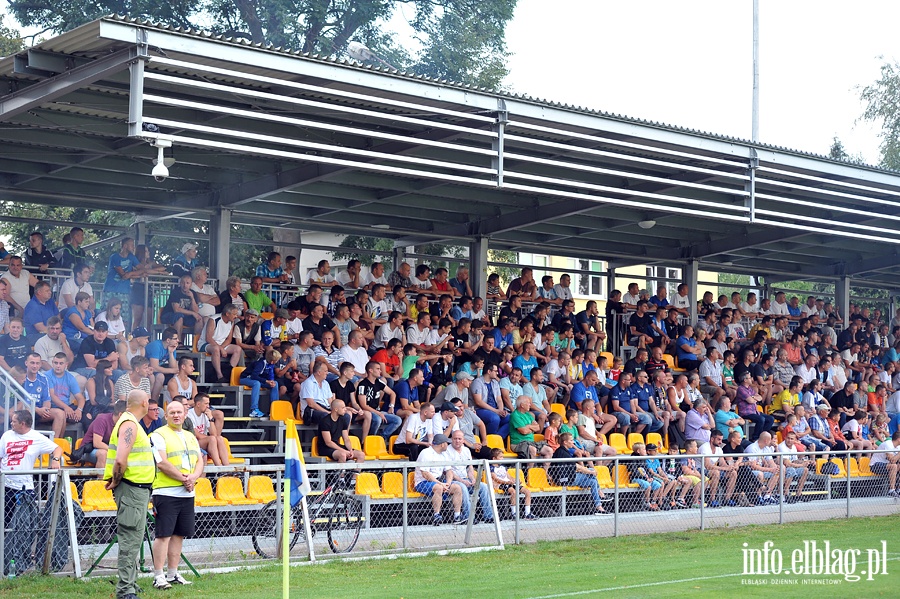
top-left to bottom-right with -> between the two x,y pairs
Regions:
0,368 -> 35,435
3,446 -> 898,581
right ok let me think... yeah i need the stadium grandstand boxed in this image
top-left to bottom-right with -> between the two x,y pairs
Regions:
2,16 -> 900,577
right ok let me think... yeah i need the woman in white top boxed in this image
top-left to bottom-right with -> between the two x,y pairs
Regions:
191,266 -> 220,327
96,299 -> 127,343
58,263 -> 94,310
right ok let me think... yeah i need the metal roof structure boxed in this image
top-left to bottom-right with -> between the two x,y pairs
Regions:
1,16 -> 900,291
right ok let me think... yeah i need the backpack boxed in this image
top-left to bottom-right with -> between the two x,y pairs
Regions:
35,484 -> 85,572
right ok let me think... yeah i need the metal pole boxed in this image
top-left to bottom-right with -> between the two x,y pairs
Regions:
42,472 -> 64,574
778,454 -> 784,525
513,460 -> 521,545
845,451 -> 851,519
0,472 -> 5,571
613,457 -> 619,537
699,454 -> 706,530
401,464 -> 408,550
752,0 -> 759,143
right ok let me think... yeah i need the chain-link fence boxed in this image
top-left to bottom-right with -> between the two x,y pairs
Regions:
3,447 -> 899,579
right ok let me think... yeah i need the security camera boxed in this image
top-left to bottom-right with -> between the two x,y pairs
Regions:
152,161 -> 169,182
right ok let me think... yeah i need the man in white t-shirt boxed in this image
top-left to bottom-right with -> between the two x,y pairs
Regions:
776,430 -> 811,502
335,259 -> 362,289
445,429 -> 495,522
363,262 -> 388,289
622,282 -> 641,309
432,402 -> 461,436
870,431 -> 900,496
669,283 -> 692,316
340,330 -> 369,378
1,410 -> 62,525
698,429 -> 738,507
744,431 -> 779,504
306,260 -> 336,287
187,394 -> 229,467
552,274 -> 574,302
149,399 -> 203,589
413,433 -> 464,525
770,292 -> 791,317
393,403 -> 436,461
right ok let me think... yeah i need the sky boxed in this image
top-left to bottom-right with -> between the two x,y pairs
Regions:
1,1 -> 897,164
503,0 -> 900,164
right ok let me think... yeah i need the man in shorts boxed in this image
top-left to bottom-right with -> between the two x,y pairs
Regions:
317,399 -> 366,463
150,399 -> 203,589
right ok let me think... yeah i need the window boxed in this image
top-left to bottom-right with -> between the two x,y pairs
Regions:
646,266 -> 682,296
577,260 -> 606,299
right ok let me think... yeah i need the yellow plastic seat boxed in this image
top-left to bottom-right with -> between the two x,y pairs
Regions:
364,436 -> 403,460
594,465 -> 615,489
216,476 -> 260,505
550,403 -> 567,419
270,400 -> 294,422
355,472 -> 394,499
222,438 -> 246,465
662,354 -> 686,373
487,434 -> 516,458
527,467 -> 562,491
82,480 -> 118,511
626,433 -> 644,451
407,472 -> 424,498
608,433 -> 629,454
816,458 -> 847,478
645,432 -> 667,453
388,435 -> 400,454
294,403 -> 305,423
380,472 -> 410,497
260,312 -> 274,321
615,464 -> 640,488
599,352 -> 615,368
534,433 -> 544,443
230,366 -> 250,389
507,467 -> 538,492
195,478 -> 228,507
248,475 -> 278,503
845,457 -> 872,478
859,456 -> 875,477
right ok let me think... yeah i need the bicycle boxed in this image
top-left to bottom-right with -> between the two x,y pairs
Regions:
252,471 -> 363,558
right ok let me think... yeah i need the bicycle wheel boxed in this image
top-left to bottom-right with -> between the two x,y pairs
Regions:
327,494 -> 362,553
252,500 -> 304,559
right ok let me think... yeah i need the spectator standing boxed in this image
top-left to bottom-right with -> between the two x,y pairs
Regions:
103,237 -> 141,330
171,243 -> 199,278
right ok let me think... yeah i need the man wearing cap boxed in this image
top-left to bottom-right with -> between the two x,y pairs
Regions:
432,402 -> 461,437
161,274 -> 203,342
105,389 -> 155,599
149,399 -> 202,589
414,432 -> 465,525
446,429 -> 496,523
200,304 -> 241,384
171,243 -> 199,278
72,320 -> 121,379
435,370 -> 475,407
262,308 -> 289,346
808,402 -> 847,453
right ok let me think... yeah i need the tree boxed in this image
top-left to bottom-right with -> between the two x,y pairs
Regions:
7,0 -> 517,89
860,60 -> 900,170
0,15 -> 24,57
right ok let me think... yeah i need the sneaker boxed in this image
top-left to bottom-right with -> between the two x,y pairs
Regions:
887,489 -> 899,498
708,500 -> 721,508
166,573 -> 192,585
153,574 -> 172,590
757,495 -> 768,505
523,512 -> 538,520
249,409 -> 265,418
452,514 -> 466,525
725,499 -> 738,507
432,514 -> 443,526
675,499 -> 689,509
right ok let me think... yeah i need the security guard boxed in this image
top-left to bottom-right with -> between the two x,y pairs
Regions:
104,390 -> 154,599
149,399 -> 203,589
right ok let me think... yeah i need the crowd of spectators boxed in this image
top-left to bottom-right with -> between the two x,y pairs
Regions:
2,229 -> 899,511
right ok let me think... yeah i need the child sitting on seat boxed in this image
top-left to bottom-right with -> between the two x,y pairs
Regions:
490,447 -> 535,520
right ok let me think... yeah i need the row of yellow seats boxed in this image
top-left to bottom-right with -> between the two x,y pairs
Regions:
815,457 -> 876,479
74,475 -> 279,512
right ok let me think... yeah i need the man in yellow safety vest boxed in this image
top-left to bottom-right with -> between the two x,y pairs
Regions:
103,389 -> 154,599
149,398 -> 203,589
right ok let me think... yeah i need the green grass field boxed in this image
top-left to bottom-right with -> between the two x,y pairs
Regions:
2,516 -> 897,599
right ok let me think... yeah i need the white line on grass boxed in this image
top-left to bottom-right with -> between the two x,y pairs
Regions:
521,556 -> 900,599
520,573 -> 743,599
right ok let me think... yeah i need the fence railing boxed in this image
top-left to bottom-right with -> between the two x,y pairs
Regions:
0,368 -> 35,435
3,447 -> 898,580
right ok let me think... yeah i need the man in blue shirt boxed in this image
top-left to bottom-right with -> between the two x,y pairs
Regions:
629,370 -> 664,433
492,318 -> 515,351
570,369 -> 601,411
22,352 -> 66,438
512,342 -> 539,381
610,372 -> 651,435
394,368 -> 424,417
145,327 -> 179,399
104,237 -> 141,329
23,281 -> 58,337
46,352 -> 85,427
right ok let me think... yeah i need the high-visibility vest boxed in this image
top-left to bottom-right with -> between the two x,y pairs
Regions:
152,425 -> 201,490
103,411 -> 155,485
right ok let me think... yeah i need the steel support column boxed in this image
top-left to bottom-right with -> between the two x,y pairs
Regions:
209,209 -> 232,284
835,276 -> 851,323
470,236 -> 489,299
685,259 -> 699,324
